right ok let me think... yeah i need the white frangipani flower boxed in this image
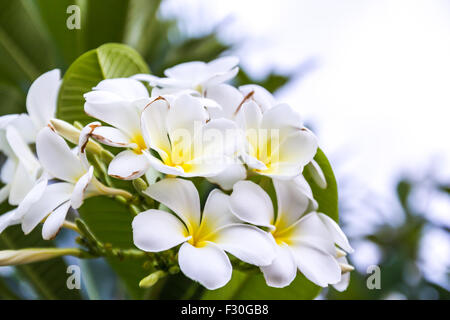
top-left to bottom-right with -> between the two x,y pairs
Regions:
141,94 -> 239,178
132,178 -> 276,290
237,101 -> 318,178
0,69 -> 60,206
229,180 -> 353,288
133,56 -> 239,95
84,78 -> 151,180
16,128 -> 118,240
239,84 -> 276,113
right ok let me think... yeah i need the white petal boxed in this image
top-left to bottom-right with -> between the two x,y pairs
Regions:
21,182 -> 73,235
84,91 -> 145,136
93,78 -> 149,101
275,130 -> 318,171
71,167 -> 94,209
140,97 -> 171,160
143,178 -> 201,232
272,178 -> 311,230
8,162 -> 37,206
290,244 -> 341,287
6,126 -> 40,174
165,61 -> 206,80
36,127 -> 85,183
260,104 -> 304,140
261,244 -> 297,288
91,126 -> 135,148
207,163 -> 247,191
42,201 -> 71,240
206,67 -> 239,87
26,69 -> 60,130
0,184 -> 11,203
178,242 -> 232,290
307,159 -> 327,189
15,176 -> 48,219
332,256 -> 351,292
0,209 -> 20,234
8,114 -> 38,144
214,224 -> 276,266
1,158 -> 16,184
132,209 -> 189,252
201,190 -> 240,232
318,213 -> 354,253
206,84 -> 244,120
229,181 -> 274,228
239,84 -> 276,112
144,152 -> 185,176
207,56 -> 239,74
167,94 -> 208,143
288,212 -> 336,256
108,150 -> 150,180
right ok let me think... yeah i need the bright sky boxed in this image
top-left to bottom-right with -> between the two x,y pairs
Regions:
162,0 -> 450,289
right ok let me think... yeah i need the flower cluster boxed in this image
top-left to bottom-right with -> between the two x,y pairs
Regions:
0,57 -> 353,291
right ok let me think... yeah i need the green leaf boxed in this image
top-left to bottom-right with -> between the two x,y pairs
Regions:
0,203 -> 81,300
57,43 -> 149,125
78,197 -> 148,299
304,148 -> 339,222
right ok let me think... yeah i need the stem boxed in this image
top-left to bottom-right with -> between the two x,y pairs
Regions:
62,221 -> 81,234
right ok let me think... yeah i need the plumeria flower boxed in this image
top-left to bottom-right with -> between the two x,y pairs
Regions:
141,94 -> 239,178
238,84 -> 276,113
229,180 -> 353,288
0,69 -> 60,205
15,127 -> 125,240
236,101 -> 318,178
133,56 -> 239,95
0,116 -> 42,206
84,78 -> 152,180
132,178 -> 276,290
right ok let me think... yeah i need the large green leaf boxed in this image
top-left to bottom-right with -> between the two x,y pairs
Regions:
57,43 -> 149,125
78,197 -> 148,299
0,203 -> 81,300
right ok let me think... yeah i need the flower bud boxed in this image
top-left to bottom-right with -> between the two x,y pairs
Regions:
49,119 -> 103,155
0,248 -> 81,266
306,159 -> 327,189
139,270 -> 167,288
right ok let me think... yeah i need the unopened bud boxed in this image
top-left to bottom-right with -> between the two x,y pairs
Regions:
0,248 -> 81,266
50,119 -> 103,155
139,270 -> 167,288
340,262 -> 355,274
336,248 -> 347,258
306,159 -> 327,189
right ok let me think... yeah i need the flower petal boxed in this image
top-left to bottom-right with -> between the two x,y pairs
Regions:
143,178 -> 201,232
239,84 -> 276,112
206,84 -> 244,120
272,178 -> 311,230
93,78 -> 149,101
207,163 -> 247,191
91,126 -> 135,148
42,201 -> 71,240
140,97 -> 171,160
288,212 -> 336,255
6,126 -> 40,174
214,224 -> 276,266
201,190 -> 240,232
332,256 -> 350,292
132,209 -> 189,252
21,182 -> 73,235
36,127 -> 85,183
71,167 -> 94,209
108,150 -> 150,180
178,242 -> 232,290
318,213 -> 354,253
229,181 -> 274,228
0,209 -> 20,234
261,243 -> 297,288
260,104 -> 304,140
8,162 -> 37,206
289,244 -> 341,287
0,184 -> 11,203
26,69 -> 60,130
15,176 -> 48,219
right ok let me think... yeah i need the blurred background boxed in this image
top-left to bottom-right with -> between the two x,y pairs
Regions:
0,0 -> 448,300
